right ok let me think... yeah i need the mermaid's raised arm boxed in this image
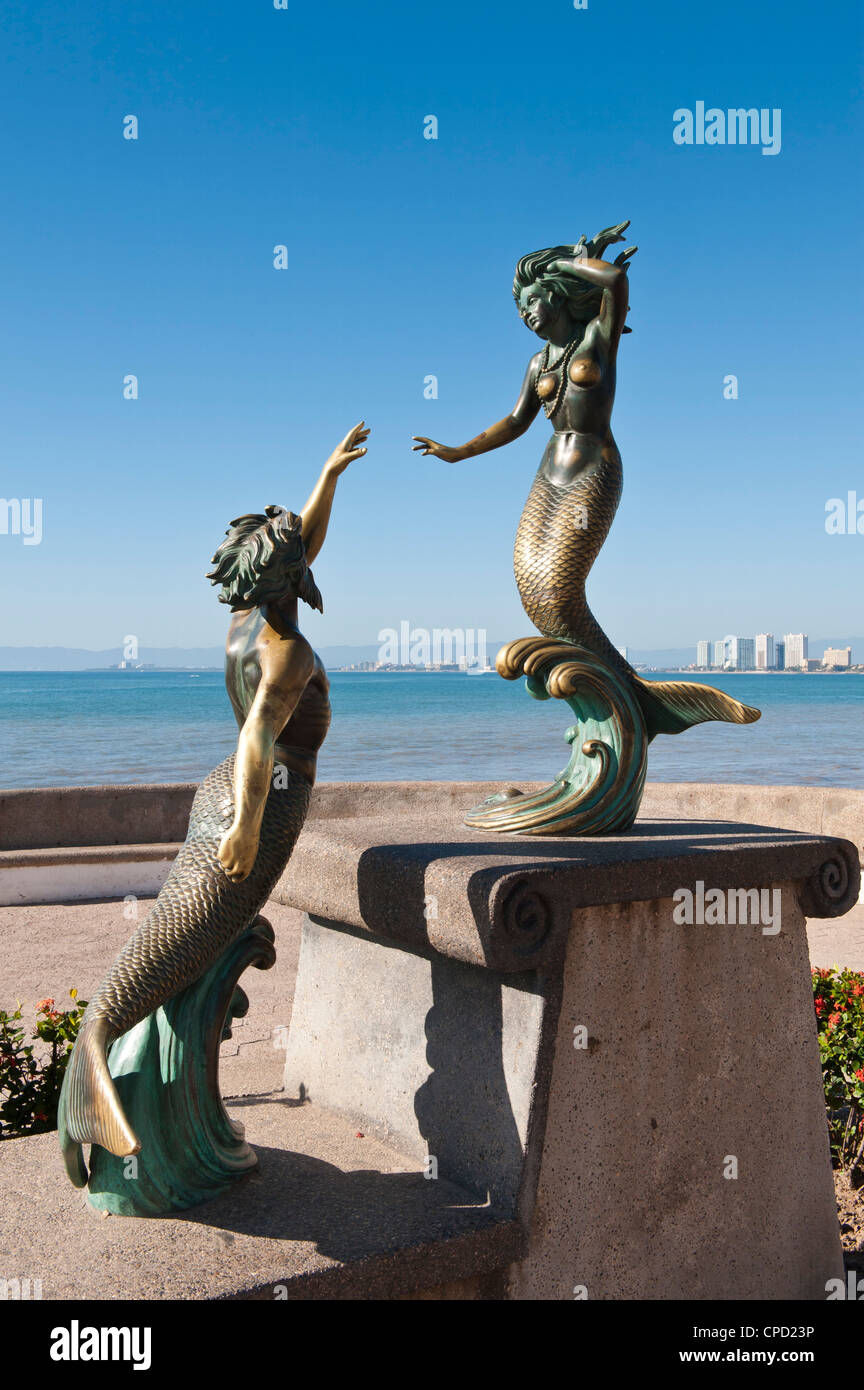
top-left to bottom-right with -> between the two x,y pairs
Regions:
548,228 -> 637,344
412,355 -> 542,462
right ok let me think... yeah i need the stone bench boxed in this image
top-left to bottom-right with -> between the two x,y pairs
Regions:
270,789 -> 860,1299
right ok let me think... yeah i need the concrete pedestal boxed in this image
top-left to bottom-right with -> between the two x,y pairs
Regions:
274,792 -> 861,1300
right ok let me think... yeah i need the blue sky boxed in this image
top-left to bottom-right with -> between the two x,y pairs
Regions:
0,0 -> 861,654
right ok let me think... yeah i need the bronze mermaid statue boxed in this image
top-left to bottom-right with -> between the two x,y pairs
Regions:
58,423 -> 369,1210
414,222 -> 758,835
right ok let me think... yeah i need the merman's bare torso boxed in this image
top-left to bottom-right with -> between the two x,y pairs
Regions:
225,605 -> 331,785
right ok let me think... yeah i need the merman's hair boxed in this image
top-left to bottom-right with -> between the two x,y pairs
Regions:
207,505 -> 323,612
513,221 -> 637,332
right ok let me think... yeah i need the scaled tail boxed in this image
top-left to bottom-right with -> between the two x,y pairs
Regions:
58,1013 -> 141,1187
635,676 -> 761,740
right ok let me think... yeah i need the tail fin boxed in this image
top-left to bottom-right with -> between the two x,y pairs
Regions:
635,676 -> 760,740
58,1013 -> 140,1187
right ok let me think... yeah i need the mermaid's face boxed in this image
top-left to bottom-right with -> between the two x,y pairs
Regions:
518,284 -> 559,336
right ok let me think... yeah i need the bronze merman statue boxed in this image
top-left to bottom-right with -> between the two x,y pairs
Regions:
58,422 -> 369,1213
414,223 -> 759,835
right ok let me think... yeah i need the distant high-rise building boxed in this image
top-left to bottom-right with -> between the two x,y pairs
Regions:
755,633 -> 775,670
617,645 -> 629,662
696,640 -> 711,667
721,636 -> 753,670
712,639 -> 726,667
823,646 -> 852,668
784,633 -> 808,669
775,640 -> 785,670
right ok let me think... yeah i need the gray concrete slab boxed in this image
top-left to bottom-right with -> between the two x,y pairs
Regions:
0,1094 -> 521,1299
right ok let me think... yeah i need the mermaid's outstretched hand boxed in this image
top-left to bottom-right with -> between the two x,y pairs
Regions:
412,436 -> 461,463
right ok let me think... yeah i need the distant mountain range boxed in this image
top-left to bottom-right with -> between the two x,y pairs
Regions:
0,646 -> 228,670
1,638 -> 861,671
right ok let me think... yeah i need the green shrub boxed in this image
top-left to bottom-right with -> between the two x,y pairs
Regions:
0,990 -> 87,1139
812,966 -> 864,1175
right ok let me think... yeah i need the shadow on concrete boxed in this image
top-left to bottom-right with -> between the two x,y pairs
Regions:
413,953 -> 527,1213
174,1137 -> 506,1266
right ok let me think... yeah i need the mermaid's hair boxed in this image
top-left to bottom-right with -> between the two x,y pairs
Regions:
207,505 -> 323,612
513,222 -> 637,332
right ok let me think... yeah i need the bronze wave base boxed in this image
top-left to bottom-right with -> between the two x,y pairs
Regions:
86,916 -> 277,1215
465,637 -> 650,837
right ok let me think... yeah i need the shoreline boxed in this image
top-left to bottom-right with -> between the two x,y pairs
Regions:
0,667 -> 862,676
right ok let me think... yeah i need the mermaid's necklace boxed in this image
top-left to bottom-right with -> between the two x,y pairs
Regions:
535,335 -> 582,418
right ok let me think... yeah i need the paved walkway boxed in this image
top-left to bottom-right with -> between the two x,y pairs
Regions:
0,898 -> 302,1097
806,901 -> 864,973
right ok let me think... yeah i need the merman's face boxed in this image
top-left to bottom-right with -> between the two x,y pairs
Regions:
518,284 -> 558,337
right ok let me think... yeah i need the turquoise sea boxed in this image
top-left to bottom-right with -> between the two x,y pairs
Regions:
0,670 -> 862,790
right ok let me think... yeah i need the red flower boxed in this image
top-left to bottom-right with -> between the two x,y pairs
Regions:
815,997 -> 825,1013
35,998 -> 54,1013
852,985 -> 864,998
828,1012 -> 842,1029
855,1069 -> 864,1083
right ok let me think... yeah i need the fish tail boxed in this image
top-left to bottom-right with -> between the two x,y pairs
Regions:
635,676 -> 761,739
58,1012 -> 140,1186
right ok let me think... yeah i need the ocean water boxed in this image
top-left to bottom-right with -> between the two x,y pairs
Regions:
0,669 -> 862,790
